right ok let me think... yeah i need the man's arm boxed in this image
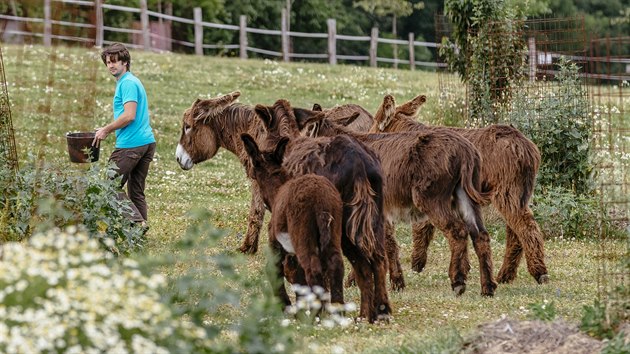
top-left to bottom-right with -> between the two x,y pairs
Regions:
92,101 -> 137,147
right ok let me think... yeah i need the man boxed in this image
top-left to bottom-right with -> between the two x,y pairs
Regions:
93,43 -> 156,228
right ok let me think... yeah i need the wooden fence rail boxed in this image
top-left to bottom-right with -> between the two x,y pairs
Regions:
0,0 -> 446,70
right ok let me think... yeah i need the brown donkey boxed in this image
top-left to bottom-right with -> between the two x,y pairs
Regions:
176,91 -> 276,255
240,133 -> 345,310
371,94 -> 549,285
288,99 -> 498,297
254,101 -> 391,322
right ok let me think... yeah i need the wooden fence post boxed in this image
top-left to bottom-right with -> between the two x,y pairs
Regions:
528,37 -> 537,81
281,8 -> 289,62
95,0 -> 103,47
369,27 -> 378,67
194,7 -> 203,55
239,15 -> 248,59
327,18 -> 337,65
43,0 -> 52,46
408,32 -> 415,71
139,0 -> 150,50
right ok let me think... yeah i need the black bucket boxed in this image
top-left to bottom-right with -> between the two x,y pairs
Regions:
66,132 -> 100,163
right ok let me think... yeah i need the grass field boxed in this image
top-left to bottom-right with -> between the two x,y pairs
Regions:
2,44 -> 628,352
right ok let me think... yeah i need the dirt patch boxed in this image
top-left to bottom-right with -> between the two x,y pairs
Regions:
462,317 -> 605,354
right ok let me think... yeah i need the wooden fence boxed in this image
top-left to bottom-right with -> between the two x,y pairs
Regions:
0,0 -> 445,70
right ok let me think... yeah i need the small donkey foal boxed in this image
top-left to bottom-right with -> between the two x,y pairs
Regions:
241,133 -> 345,309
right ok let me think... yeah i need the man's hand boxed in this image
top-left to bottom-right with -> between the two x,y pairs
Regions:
92,127 -> 109,148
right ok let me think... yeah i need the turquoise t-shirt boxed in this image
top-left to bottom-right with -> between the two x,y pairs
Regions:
113,71 -> 156,148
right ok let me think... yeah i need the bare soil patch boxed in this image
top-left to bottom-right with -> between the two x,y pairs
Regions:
462,317 -> 605,354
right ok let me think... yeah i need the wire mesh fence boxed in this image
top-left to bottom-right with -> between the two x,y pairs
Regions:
0,44 -> 18,177
436,15 -> 628,302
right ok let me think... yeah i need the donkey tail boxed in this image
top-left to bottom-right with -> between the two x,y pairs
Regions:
317,212 -> 335,250
461,149 -> 493,206
346,180 -> 378,258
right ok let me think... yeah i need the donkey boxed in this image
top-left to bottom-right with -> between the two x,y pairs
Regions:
268,99 -> 498,297
176,91 -> 274,255
370,94 -> 549,285
254,100 -> 391,322
240,133 -> 345,310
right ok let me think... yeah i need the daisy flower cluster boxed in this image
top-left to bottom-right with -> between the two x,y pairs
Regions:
0,227 -> 210,353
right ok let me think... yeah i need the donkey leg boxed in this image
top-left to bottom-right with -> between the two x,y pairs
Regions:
342,238 -> 376,322
272,245 -> 292,308
497,206 -> 549,284
239,181 -> 266,254
445,228 -> 471,296
411,221 -> 435,273
470,229 -> 498,296
372,253 -> 393,320
496,226 -> 523,283
327,249 -> 345,306
511,208 -> 548,284
384,220 -> 405,291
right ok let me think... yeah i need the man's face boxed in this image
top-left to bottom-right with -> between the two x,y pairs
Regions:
105,55 -> 127,79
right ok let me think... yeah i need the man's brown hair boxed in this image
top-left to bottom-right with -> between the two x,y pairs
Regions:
101,43 -> 131,70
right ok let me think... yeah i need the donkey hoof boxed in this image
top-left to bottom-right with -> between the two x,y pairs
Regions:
496,272 -> 516,284
453,284 -> 466,296
344,275 -> 357,288
481,285 -> 496,297
537,274 -> 550,284
411,264 -> 425,273
391,277 -> 406,291
238,244 -> 258,255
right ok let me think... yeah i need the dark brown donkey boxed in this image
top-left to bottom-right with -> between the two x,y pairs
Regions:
240,133 -> 345,310
277,99 -> 498,297
254,100 -> 391,322
371,94 -> 549,285
176,91 -> 274,255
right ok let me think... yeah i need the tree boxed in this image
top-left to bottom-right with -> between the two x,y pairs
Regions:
353,0 -> 424,68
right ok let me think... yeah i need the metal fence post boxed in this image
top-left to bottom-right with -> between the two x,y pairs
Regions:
369,27 -> 378,67
44,0 -> 52,46
528,37 -> 537,81
408,32 -> 415,71
239,15 -> 248,59
327,18 -> 337,65
139,0 -> 150,50
95,0 -> 104,47
281,8 -> 289,62
194,7 -> 203,55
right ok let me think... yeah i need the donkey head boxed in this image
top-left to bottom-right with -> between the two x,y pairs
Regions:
371,94 -> 426,132
176,91 -> 240,170
254,99 -> 303,141
241,133 -> 290,207
292,107 -> 328,137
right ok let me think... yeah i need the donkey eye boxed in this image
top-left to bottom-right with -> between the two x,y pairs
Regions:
184,124 -> 191,134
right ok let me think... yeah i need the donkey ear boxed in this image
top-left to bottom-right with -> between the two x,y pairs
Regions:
373,94 -> 396,131
293,108 -> 325,130
254,104 -> 273,129
240,133 -> 261,161
312,103 -> 323,111
335,112 -> 360,127
273,136 -> 290,163
230,91 -> 241,100
397,94 -> 426,117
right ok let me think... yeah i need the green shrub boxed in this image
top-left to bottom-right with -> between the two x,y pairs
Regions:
527,300 -> 557,322
148,208 -> 299,353
0,227 -> 210,353
1,161 -> 143,254
510,57 -> 592,196
601,331 -> 630,354
531,185 -> 603,239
